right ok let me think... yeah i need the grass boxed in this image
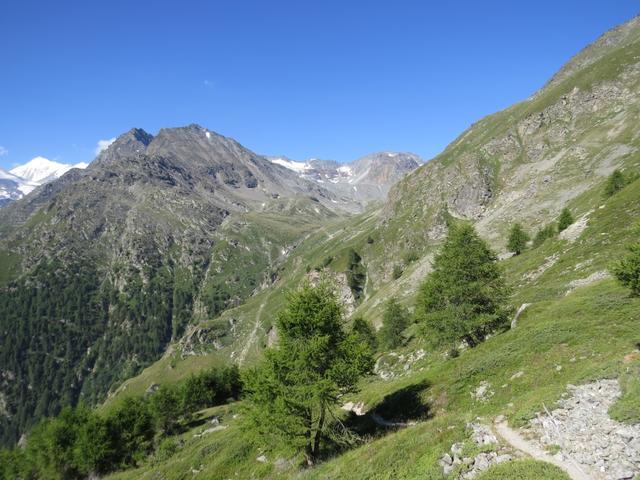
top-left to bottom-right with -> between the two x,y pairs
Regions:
475,460 -> 570,480
610,363 -> 640,424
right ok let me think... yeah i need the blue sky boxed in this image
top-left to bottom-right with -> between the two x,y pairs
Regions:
0,1 -> 637,169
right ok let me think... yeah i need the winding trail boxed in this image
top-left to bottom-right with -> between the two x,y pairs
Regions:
494,419 -> 592,480
237,302 -> 266,365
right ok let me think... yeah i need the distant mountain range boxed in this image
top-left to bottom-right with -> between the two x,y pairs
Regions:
0,147 -> 419,208
0,157 -> 88,206
267,152 -> 422,203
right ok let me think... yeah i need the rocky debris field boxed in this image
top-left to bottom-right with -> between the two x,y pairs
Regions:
527,379 -> 640,480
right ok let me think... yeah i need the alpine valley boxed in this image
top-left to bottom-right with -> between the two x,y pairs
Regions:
1,14 -> 640,480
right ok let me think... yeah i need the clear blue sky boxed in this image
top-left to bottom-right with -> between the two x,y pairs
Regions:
0,1 -> 637,169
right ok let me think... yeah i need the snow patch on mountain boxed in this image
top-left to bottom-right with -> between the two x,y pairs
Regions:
270,157 -> 312,173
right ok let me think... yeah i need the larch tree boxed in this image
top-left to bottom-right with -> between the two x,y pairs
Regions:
242,282 -> 373,465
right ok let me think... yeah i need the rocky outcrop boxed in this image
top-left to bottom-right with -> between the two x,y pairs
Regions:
439,422 -> 518,478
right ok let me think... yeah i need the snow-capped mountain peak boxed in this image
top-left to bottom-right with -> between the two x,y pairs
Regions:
0,157 -> 89,207
0,168 -> 40,206
10,156 -> 87,184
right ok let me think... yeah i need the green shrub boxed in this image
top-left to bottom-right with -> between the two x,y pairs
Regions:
557,207 -> 574,232
604,169 -> 627,197
533,224 -> 556,247
402,250 -> 419,264
612,224 -> 640,296
392,264 -> 403,279
351,316 -> 378,353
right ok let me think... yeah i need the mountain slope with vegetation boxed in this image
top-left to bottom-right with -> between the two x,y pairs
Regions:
0,125 -> 353,445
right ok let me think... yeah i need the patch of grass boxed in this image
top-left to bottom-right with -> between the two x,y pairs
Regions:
475,459 -> 570,480
610,362 -> 640,424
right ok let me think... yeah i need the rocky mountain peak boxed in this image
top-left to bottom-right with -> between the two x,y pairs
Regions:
93,127 -> 154,167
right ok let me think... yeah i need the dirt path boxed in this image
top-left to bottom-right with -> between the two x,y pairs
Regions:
237,302 -> 266,364
370,413 -> 415,428
494,419 -> 592,480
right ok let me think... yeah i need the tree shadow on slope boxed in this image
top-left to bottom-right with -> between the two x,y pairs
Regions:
321,380 -> 432,460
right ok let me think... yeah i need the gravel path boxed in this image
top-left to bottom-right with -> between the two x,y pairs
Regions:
494,418 -> 592,480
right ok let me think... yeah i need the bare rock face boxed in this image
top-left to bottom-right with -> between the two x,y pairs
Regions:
306,269 -> 357,316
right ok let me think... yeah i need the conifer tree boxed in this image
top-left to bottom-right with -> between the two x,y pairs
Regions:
507,223 -> 530,255
242,282 -> 372,465
416,224 -> 511,348
613,223 -> 640,296
351,316 -> 378,353
604,169 -> 627,197
378,298 -> 409,349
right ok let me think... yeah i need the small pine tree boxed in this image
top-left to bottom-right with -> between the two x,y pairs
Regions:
416,224 -> 511,348
604,169 -> 627,198
557,207 -> 574,232
366,235 -> 374,244
351,316 -> 377,353
242,282 -> 372,465
379,297 -> 409,349
507,223 -> 530,255
612,224 -> 640,296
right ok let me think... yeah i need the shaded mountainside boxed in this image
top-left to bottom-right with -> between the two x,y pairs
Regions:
0,124 -> 352,445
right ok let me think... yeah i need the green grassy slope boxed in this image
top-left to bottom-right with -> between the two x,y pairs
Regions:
105,173 -> 640,480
